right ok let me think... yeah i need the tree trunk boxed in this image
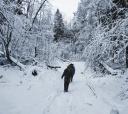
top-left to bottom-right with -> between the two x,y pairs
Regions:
35,47 -> 37,57
5,45 -> 12,63
126,46 -> 128,68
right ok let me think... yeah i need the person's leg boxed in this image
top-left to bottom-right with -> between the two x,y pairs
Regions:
72,75 -> 74,82
70,75 -> 73,82
64,81 -> 67,92
66,82 -> 69,92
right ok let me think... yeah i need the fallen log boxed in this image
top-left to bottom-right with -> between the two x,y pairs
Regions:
47,65 -> 61,69
10,56 -> 26,70
0,51 -> 25,70
100,61 -> 124,75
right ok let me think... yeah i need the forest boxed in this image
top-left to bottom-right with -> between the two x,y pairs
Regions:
0,0 -> 128,74
1,0 -> 128,114
0,0 -> 128,75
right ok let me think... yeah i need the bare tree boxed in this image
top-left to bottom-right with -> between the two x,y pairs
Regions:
0,12 -> 13,63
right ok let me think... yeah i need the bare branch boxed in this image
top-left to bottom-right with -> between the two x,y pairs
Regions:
29,0 -> 47,31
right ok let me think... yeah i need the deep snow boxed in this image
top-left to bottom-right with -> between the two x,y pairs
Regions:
0,62 -> 128,114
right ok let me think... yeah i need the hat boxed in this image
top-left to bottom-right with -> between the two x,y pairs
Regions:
67,65 -> 70,69
70,64 -> 74,66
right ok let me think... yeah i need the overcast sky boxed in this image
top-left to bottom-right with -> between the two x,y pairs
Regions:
50,0 -> 80,20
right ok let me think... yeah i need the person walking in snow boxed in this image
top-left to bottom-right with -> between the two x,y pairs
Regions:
61,65 -> 72,92
69,64 -> 75,82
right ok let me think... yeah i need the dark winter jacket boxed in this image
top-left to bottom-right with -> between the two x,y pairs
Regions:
61,68 -> 72,83
70,65 -> 75,75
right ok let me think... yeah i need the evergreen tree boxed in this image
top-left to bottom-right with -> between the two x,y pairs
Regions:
53,9 -> 64,42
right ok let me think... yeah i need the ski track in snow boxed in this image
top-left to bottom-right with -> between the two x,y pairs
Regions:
0,62 -> 128,114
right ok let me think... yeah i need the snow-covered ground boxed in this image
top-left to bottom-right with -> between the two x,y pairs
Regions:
0,62 -> 128,114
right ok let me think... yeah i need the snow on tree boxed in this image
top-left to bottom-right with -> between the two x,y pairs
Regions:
0,0 -> 59,67
73,0 -> 128,73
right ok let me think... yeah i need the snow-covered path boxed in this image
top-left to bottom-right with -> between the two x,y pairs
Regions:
0,62 -> 128,114
42,62 -> 94,114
